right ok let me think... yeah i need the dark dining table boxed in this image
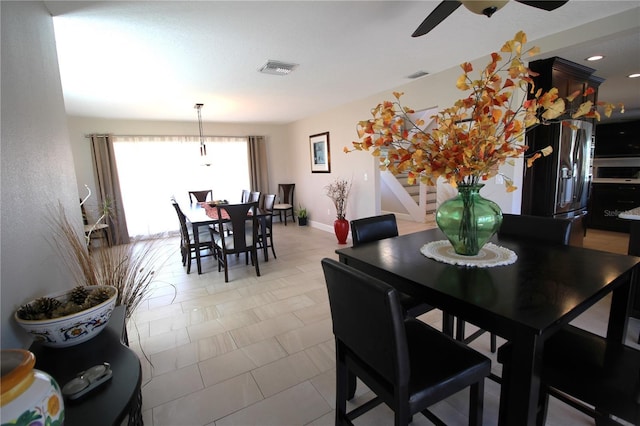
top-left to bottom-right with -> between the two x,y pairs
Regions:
180,202 -> 271,274
335,228 -> 640,426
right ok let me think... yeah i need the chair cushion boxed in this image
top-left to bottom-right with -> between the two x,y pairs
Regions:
215,230 -> 254,251
405,319 -> 491,410
273,203 -> 292,209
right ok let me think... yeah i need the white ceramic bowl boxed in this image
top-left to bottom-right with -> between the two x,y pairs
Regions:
14,286 -> 117,348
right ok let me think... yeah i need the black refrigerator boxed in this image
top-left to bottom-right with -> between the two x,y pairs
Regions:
521,119 -> 593,221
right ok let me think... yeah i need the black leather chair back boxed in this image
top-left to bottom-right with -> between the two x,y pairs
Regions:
322,258 -> 409,385
350,214 -> 399,247
498,213 -> 572,245
321,258 -> 491,425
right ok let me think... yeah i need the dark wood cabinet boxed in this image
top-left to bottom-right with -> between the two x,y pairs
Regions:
594,119 -> 640,157
521,57 -> 603,218
589,183 -> 640,232
528,57 -> 604,104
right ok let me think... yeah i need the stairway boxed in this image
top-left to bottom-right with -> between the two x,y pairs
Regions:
396,172 -> 437,215
381,170 -> 437,222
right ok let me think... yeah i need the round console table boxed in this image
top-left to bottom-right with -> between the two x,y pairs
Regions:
29,305 -> 142,426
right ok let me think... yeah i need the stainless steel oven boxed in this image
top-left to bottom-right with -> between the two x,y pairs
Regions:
592,157 -> 640,184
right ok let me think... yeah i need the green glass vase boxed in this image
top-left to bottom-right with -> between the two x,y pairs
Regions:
435,183 -> 503,256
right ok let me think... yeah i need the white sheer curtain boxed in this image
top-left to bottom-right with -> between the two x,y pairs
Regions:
112,135 -> 249,237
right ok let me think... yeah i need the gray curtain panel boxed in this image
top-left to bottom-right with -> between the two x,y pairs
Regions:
89,134 -> 130,245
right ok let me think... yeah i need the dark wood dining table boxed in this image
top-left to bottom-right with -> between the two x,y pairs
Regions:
335,228 -> 640,426
180,202 -> 271,274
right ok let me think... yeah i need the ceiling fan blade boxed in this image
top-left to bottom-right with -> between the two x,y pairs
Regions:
412,0 -> 462,38
515,1 -> 569,11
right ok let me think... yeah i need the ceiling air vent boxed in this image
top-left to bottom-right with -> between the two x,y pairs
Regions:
258,60 -> 298,76
407,70 -> 429,79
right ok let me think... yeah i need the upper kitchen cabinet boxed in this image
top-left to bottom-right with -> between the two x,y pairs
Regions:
528,57 -> 604,106
594,119 -> 640,157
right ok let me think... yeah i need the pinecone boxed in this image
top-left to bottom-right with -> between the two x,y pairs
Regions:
17,303 -> 39,320
84,287 -> 112,308
69,286 -> 89,305
33,297 -> 62,318
52,302 -> 84,317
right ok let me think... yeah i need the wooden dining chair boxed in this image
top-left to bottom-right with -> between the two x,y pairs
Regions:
248,191 -> 261,203
240,189 -> 250,203
273,183 -> 295,225
257,194 -> 277,261
212,202 -> 260,282
171,201 -> 215,274
188,190 -> 212,204
350,214 -> 436,319
321,258 -> 491,426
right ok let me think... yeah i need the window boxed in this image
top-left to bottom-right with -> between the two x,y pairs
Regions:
113,135 -> 249,237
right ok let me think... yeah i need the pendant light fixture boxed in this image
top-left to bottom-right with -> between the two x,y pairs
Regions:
194,103 -> 211,166
194,103 -> 206,156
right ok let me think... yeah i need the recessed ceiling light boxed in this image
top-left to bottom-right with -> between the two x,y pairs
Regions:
586,55 -> 604,61
628,73 -> 640,79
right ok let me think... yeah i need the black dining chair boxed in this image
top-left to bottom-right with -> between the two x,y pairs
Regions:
249,191 -> 261,203
498,213 -> 573,245
350,214 -> 437,320
455,213 -> 575,353
212,202 -> 260,282
497,324 -> 640,426
240,189 -> 250,203
188,190 -> 213,204
171,200 -> 215,274
321,258 -> 491,426
273,183 -> 295,225
257,194 -> 277,261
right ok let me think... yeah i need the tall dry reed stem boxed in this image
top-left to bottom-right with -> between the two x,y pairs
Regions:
51,204 -> 174,319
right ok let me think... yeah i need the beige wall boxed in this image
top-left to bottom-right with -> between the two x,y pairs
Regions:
1,2 -> 81,349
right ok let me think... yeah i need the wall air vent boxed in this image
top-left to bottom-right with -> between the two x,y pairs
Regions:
407,70 -> 429,79
258,60 -> 298,76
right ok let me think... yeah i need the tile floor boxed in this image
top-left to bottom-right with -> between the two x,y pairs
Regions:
126,219 -> 638,426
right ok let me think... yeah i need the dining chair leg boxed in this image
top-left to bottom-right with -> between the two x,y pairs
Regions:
252,248 -> 260,277
335,343 -> 349,425
270,240 -> 277,259
469,380 -> 485,426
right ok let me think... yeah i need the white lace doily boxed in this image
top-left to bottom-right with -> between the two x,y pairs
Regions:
420,240 -> 517,268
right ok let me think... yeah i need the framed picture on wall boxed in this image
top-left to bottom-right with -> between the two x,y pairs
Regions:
310,131 -> 330,173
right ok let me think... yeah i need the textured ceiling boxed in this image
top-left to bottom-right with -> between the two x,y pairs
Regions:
45,1 -> 640,124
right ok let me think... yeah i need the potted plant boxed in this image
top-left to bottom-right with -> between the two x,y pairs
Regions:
325,178 -> 352,244
296,205 -> 308,226
14,203 -> 174,345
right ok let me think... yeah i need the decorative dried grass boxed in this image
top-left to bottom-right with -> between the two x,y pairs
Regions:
50,203 -> 174,319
